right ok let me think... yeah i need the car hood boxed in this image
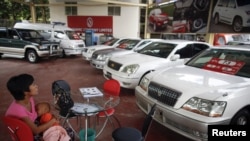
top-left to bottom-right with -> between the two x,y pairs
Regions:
150,65 -> 250,108
110,53 -> 165,65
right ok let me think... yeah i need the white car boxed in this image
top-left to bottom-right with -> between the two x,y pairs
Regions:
213,0 -> 250,32
82,38 -> 139,61
90,39 -> 162,69
103,40 -> 211,89
135,45 -> 250,141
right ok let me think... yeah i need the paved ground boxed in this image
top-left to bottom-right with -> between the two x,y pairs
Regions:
0,55 -> 192,141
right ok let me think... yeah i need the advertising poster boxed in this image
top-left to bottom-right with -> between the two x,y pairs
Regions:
148,0 -> 210,33
209,0 -> 250,33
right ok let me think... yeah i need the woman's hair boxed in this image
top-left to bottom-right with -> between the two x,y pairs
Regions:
7,73 -> 34,100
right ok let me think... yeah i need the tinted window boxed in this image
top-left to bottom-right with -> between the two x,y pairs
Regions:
0,30 -> 7,38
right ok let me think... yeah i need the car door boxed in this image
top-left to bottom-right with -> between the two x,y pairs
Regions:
9,29 -> 27,55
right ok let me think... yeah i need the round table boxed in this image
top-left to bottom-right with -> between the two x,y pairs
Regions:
68,90 -> 120,141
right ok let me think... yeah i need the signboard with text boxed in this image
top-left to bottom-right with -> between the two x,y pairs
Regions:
67,16 -> 113,34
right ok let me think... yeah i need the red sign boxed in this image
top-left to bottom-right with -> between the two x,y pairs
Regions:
67,16 -> 113,34
203,58 -> 245,75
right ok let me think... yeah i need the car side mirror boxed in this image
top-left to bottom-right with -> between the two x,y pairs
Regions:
170,54 -> 180,61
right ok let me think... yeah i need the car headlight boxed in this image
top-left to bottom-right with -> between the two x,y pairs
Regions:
182,97 -> 226,117
97,54 -> 110,61
88,49 -> 95,54
121,64 -> 139,74
139,76 -> 150,91
39,45 -> 49,50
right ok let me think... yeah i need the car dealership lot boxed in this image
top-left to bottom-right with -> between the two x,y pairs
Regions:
0,56 -> 191,141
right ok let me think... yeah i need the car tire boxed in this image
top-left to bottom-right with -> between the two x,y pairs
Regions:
232,16 -> 243,32
26,50 -> 39,63
190,18 -> 204,32
214,13 -> 219,25
59,50 -> 66,58
230,109 -> 250,125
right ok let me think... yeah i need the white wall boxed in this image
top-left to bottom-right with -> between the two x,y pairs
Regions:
49,0 -> 141,38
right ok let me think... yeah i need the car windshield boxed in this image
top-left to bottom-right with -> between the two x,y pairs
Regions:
101,38 -> 119,46
17,29 -> 44,39
116,39 -> 141,50
186,48 -> 250,78
65,30 -> 81,40
237,0 -> 250,6
137,42 -> 177,58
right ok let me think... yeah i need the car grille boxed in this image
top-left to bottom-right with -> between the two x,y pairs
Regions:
148,82 -> 181,107
78,44 -> 84,47
107,60 -> 122,71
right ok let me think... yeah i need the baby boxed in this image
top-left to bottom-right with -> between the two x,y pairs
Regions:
35,102 -> 71,141
35,102 -> 58,126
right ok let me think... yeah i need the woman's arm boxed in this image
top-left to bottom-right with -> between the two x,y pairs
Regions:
21,116 -> 59,135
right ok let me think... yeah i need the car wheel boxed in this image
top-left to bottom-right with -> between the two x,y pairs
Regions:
233,16 -> 243,32
191,18 -> 203,32
230,109 -> 250,125
26,50 -> 39,63
193,0 -> 209,11
214,13 -> 219,24
59,50 -> 66,58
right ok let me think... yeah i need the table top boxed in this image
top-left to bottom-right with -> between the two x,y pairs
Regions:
70,89 -> 120,115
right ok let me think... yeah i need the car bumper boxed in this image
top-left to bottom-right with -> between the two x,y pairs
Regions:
103,68 -> 139,89
64,48 -> 84,55
37,49 -> 62,57
82,52 -> 92,61
135,86 -> 231,141
90,59 -> 105,69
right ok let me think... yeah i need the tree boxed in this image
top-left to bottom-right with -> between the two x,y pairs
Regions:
0,0 -> 50,23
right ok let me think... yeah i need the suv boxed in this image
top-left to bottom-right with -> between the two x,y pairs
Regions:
14,22 -> 85,57
213,0 -> 250,32
103,40 -> 211,89
0,27 -> 61,63
135,45 -> 250,140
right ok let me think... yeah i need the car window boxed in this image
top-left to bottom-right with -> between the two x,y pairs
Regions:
9,30 -> 19,39
192,44 -> 210,56
217,0 -> 228,7
187,48 -> 250,77
138,42 -> 176,58
116,39 -> 141,50
0,30 -> 7,38
102,38 -> 119,46
228,0 -> 236,8
237,0 -> 250,6
65,30 -> 81,40
175,44 -> 193,58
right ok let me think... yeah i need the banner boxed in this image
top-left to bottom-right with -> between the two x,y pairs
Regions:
67,16 -> 113,34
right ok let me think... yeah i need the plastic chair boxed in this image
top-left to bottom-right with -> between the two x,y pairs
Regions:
112,103 -> 156,141
2,116 -> 33,141
96,79 -> 121,137
51,80 -> 78,137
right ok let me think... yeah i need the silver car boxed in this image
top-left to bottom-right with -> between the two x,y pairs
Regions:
135,45 -> 250,141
